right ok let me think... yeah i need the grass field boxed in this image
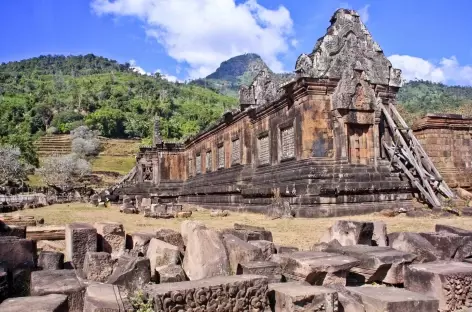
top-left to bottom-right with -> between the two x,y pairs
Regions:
91,155 -> 136,175
8,203 -> 472,250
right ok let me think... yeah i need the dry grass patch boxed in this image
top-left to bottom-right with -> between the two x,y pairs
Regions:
8,203 -> 472,250
91,156 -> 136,175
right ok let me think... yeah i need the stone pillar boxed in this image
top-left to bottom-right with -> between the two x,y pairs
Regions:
65,223 -> 97,269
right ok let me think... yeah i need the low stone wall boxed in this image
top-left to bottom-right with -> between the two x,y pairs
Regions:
413,113 -> 472,190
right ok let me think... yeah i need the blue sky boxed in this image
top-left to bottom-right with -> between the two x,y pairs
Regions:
1,0 -> 472,85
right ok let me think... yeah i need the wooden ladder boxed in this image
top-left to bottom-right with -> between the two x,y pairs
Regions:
379,103 -> 455,208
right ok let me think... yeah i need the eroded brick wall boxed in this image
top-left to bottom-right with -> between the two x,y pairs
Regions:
413,114 -> 472,190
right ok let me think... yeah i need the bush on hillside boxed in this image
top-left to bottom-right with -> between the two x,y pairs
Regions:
37,153 -> 91,187
71,126 -> 101,157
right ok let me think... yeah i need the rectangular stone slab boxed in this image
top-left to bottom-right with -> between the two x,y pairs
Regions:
65,223 -> 97,270
324,245 -> 416,284
238,261 -> 282,283
0,294 -> 69,312
31,270 -> 86,312
405,261 -> 472,312
346,286 -> 439,312
83,284 -> 129,312
143,275 -> 268,311
275,251 -> 360,286
268,282 -> 338,312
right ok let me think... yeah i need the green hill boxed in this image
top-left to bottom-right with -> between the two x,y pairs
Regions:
0,54 -> 238,165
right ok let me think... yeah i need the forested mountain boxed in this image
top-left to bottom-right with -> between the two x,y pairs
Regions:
0,54 -> 237,166
397,80 -> 472,124
191,53 -> 294,97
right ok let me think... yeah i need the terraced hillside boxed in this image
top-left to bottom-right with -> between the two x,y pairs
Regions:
34,135 -> 72,157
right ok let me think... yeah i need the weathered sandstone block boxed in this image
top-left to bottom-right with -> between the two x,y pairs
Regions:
82,252 -> 114,282
345,286 -> 439,312
436,224 -> 472,237
372,221 -> 388,247
31,270 -> 85,312
155,228 -> 185,252
180,220 -> 206,245
320,220 -> 374,246
83,284 -> 129,312
268,282 -> 338,312
0,294 -> 68,312
388,232 -> 440,263
324,245 -> 416,284
94,222 -> 125,256
223,234 -> 264,273
0,237 -> 36,270
405,261 -> 472,311
65,223 -> 97,269
106,254 -> 150,296
146,238 -> 181,282
156,264 -> 187,283
418,231 -> 472,261
275,251 -> 360,286
143,275 -> 269,311
38,251 -> 64,270
276,245 -> 299,254
249,240 -> 276,260
238,261 -> 282,283
126,232 -> 155,254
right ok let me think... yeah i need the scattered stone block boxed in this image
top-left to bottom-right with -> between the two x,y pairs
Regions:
234,223 -> 273,241
345,285 -> 439,312
183,225 -> 230,280
436,224 -> 472,237
210,209 -> 229,217
151,204 -> 166,214
223,234 -> 264,273
249,240 -> 276,260
418,232 -> 472,261
275,251 -> 360,286
146,238 -> 181,282
38,251 -> 64,270
0,237 -> 36,270
143,209 -> 157,218
268,282 -> 338,312
238,261 -> 282,283
276,245 -> 299,253
388,232 -> 441,263
0,294 -> 69,312
107,254 -> 151,296
122,207 -> 136,214
0,223 -> 26,238
83,284 -> 128,312
175,211 -> 192,218
94,222 -> 125,256
324,245 -> 416,284
320,220 -> 374,246
31,270 -> 86,312
65,223 -> 97,269
143,275 -> 268,311
83,252 -> 114,282
337,292 -> 365,312
372,221 -> 388,247
405,261 -> 472,311
180,220 -> 206,245
140,197 -> 152,210
155,228 -> 185,252
126,232 -> 155,254
0,271 -> 8,303
156,264 -> 187,283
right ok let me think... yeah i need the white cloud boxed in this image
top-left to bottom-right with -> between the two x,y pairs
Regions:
91,0 -> 295,78
129,59 -> 151,75
155,69 -> 181,83
388,55 -> 472,86
358,4 -> 370,23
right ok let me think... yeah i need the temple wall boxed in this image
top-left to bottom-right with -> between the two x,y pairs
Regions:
413,114 -> 472,190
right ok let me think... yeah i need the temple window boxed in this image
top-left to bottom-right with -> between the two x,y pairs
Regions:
231,138 -> 240,165
196,153 -> 201,174
206,150 -> 212,172
281,126 -> 295,160
258,135 -> 270,165
218,144 -> 225,169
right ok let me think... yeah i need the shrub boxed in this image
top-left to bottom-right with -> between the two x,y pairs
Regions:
46,126 -> 58,135
36,153 -> 91,187
0,145 -> 32,185
70,126 -> 101,157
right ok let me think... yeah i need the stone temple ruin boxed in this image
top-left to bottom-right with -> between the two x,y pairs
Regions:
5,216 -> 472,311
113,8 -> 457,216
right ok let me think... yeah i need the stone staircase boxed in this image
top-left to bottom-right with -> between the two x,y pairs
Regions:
35,134 -> 72,157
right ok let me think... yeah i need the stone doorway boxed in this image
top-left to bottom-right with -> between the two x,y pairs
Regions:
347,124 -> 370,165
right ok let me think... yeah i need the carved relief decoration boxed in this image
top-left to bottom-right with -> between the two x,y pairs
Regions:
196,154 -> 201,174
232,139 -> 241,164
142,164 -> 153,181
258,135 -> 270,165
206,151 -> 212,172
218,145 -> 225,169
281,126 -> 295,159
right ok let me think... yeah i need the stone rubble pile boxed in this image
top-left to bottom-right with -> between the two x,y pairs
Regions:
3,219 -> 472,311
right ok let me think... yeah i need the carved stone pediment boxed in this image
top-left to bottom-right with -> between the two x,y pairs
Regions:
295,8 -> 402,88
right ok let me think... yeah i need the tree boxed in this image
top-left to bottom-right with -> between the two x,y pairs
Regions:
0,145 -> 32,186
71,126 -> 101,157
85,108 -> 125,137
36,153 -> 91,187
